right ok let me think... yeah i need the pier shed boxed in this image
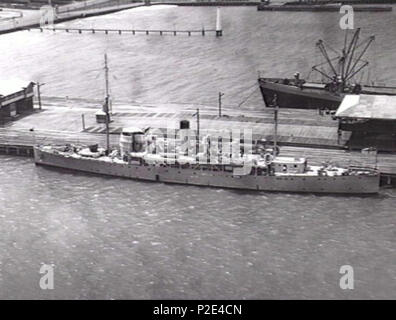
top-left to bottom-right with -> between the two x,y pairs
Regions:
0,80 -> 35,122
335,95 -> 396,152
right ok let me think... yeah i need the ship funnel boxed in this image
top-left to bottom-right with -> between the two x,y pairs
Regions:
120,127 -> 144,158
179,120 -> 190,155
180,120 -> 190,130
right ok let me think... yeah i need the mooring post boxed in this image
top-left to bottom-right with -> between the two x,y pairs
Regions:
216,7 -> 222,37
82,114 -> 85,130
202,28 -> 205,36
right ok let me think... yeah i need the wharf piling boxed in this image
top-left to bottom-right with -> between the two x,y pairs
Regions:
0,144 -> 34,157
31,26 -> 221,36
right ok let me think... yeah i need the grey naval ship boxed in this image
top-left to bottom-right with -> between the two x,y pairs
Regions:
33,123 -> 380,194
33,54 -> 379,194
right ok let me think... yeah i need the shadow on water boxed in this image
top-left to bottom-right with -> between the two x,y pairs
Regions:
222,187 -> 384,198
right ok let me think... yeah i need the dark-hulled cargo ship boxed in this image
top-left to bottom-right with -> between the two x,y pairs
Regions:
258,28 -> 396,110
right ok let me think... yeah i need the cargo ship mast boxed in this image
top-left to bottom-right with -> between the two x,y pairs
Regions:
312,28 -> 375,89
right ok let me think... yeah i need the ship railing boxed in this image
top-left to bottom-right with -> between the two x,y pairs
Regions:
348,165 -> 379,173
140,157 -> 257,174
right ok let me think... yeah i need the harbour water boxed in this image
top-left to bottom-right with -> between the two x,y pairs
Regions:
0,6 -> 395,299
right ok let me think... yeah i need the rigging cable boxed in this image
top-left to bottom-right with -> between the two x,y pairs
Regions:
236,83 -> 260,108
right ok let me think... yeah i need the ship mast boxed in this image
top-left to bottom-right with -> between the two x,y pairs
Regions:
344,35 -> 374,82
194,108 -> 200,157
104,53 -> 110,155
342,28 -> 361,83
272,94 -> 278,157
311,28 -> 374,89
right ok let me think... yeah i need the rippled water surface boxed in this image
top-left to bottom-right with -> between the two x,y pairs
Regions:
0,6 -> 395,299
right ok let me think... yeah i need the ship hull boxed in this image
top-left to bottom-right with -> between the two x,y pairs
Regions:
34,148 -> 380,194
258,78 -> 396,110
258,79 -> 342,110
